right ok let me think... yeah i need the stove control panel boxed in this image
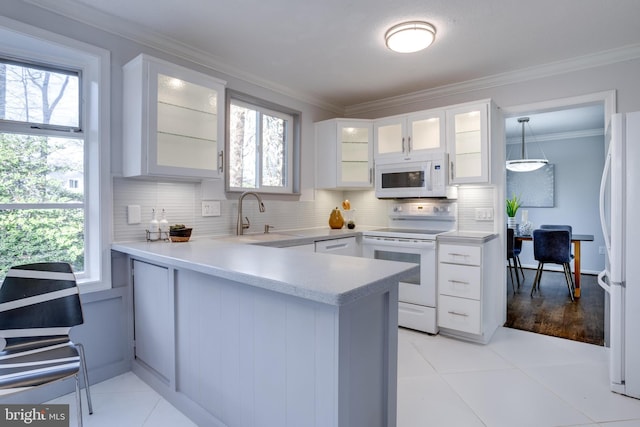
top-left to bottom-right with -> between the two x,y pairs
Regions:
390,201 -> 457,220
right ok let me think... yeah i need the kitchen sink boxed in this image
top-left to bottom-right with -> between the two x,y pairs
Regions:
215,232 -> 302,244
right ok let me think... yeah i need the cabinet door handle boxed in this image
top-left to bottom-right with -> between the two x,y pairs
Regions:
448,311 -> 469,317
450,160 -> 454,180
325,243 -> 348,250
218,150 -> 224,173
448,252 -> 469,258
369,167 -> 373,184
408,136 -> 412,153
401,137 -> 405,154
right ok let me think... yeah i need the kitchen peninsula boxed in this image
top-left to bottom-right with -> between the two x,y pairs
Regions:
112,237 -> 417,427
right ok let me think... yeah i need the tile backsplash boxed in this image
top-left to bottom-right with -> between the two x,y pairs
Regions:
112,178 -> 390,242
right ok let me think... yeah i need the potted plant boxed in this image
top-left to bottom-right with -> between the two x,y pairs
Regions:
506,194 -> 521,229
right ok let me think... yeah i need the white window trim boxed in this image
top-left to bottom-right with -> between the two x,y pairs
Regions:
0,17 -> 111,292
226,90 -> 301,195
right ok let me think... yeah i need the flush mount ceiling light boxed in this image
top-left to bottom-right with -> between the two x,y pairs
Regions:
385,21 -> 436,53
506,117 -> 549,172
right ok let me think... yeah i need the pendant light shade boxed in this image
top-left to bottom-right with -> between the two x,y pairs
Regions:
385,21 -> 436,53
506,117 -> 548,172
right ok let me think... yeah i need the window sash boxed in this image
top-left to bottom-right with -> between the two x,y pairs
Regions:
228,98 -> 294,193
0,57 -> 82,132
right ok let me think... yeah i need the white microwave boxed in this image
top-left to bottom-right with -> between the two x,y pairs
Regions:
375,154 -> 449,199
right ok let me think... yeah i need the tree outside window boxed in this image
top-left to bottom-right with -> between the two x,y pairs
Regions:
227,94 -> 298,194
0,59 -> 84,280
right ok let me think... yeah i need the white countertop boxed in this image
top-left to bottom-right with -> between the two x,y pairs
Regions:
438,230 -> 498,243
112,233 -> 416,306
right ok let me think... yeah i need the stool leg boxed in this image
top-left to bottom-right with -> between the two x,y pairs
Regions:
77,344 -> 93,415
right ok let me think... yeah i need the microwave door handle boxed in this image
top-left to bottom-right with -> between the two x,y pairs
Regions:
425,161 -> 432,191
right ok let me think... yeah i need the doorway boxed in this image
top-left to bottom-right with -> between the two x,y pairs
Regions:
500,91 -> 614,345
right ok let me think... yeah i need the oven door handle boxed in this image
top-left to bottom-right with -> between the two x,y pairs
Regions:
362,236 -> 435,249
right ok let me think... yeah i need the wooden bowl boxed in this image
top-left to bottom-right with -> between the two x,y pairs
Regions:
169,228 -> 192,242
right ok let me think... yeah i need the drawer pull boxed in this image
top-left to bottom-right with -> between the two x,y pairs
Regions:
448,252 -> 469,258
448,279 -> 469,285
447,311 -> 469,317
325,243 -> 347,250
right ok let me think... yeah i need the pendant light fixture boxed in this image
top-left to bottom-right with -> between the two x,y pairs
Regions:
385,21 -> 436,53
506,117 -> 548,172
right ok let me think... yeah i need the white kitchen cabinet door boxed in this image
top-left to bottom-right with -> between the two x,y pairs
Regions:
123,54 -> 226,179
374,109 -> 444,162
446,102 -> 490,184
315,119 -> 373,189
133,259 -> 173,381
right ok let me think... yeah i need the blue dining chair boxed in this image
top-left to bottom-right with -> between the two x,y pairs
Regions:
531,229 -> 575,301
0,262 -> 93,426
540,224 -> 574,259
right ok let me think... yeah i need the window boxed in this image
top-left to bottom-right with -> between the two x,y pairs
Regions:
227,91 -> 300,194
0,19 -> 110,289
0,59 -> 84,277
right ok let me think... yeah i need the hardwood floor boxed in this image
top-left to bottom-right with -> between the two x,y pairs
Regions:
504,267 -> 605,346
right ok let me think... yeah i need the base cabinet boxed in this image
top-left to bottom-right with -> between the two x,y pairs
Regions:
437,237 -> 500,343
132,260 -> 173,381
129,257 -> 398,427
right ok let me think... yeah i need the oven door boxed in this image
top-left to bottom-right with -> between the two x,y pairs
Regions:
362,236 -> 435,307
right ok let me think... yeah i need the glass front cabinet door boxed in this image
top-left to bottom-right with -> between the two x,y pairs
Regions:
446,102 -> 489,184
315,119 -> 373,189
374,109 -> 444,161
123,54 -> 226,179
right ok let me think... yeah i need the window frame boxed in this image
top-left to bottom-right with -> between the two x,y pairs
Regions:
225,90 -> 301,195
0,16 -> 111,292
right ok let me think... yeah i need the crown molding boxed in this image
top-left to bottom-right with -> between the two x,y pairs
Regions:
21,0 -> 345,114
506,128 -> 604,145
18,0 -> 640,117
345,44 -> 640,116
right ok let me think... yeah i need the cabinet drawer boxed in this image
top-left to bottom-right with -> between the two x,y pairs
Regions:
438,295 -> 481,334
315,237 -> 358,256
438,263 -> 481,300
438,244 -> 481,266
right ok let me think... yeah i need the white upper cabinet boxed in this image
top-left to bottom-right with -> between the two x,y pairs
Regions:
315,119 -> 373,189
374,109 -> 444,162
446,102 -> 490,184
123,54 -> 226,179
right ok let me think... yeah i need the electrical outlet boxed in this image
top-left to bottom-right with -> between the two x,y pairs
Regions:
474,207 -> 494,221
202,200 -> 221,217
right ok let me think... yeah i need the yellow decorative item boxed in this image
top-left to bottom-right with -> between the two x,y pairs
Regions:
329,207 -> 344,229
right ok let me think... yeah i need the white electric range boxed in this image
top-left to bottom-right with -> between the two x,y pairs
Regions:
362,201 -> 457,334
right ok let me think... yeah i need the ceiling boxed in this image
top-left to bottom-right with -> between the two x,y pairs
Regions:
22,0 -> 639,134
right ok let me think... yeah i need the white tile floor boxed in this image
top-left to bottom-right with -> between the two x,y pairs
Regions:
49,327 -> 640,427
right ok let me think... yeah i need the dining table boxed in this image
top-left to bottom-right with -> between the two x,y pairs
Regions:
515,232 -> 594,298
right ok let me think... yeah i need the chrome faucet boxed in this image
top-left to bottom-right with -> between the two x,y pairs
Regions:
236,191 -> 266,235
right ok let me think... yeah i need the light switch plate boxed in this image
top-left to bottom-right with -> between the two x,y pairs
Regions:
474,207 -> 494,221
202,200 -> 221,217
127,205 -> 141,224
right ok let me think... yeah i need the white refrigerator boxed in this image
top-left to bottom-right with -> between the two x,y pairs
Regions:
598,111 -> 640,399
